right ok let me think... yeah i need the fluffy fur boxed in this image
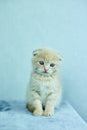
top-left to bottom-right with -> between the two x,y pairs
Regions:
26,48 -> 62,116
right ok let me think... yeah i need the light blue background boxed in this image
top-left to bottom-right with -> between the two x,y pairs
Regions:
0,0 -> 87,122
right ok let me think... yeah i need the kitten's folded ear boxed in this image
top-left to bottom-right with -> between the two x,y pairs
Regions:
57,53 -> 63,61
33,49 -> 42,56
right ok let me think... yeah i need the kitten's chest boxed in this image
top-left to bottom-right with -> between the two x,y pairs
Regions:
38,80 -> 55,96
32,74 -> 58,97
39,81 -> 49,94
38,82 -> 50,103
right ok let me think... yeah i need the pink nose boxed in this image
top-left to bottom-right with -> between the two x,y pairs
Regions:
44,68 -> 49,72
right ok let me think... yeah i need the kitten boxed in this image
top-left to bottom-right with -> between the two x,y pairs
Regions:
26,48 -> 62,116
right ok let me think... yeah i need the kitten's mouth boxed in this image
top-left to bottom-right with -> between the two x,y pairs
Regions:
42,71 -> 50,75
43,71 -> 48,73
43,71 -> 49,74
35,70 -> 51,76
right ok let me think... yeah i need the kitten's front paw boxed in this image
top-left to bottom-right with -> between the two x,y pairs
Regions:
43,109 -> 54,116
33,109 -> 43,116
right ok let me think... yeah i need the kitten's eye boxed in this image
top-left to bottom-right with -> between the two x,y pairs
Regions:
39,61 -> 44,65
50,63 -> 55,67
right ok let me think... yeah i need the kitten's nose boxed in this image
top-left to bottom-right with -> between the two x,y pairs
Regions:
44,68 -> 49,72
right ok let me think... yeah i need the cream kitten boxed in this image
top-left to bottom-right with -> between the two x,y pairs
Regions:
26,48 -> 62,116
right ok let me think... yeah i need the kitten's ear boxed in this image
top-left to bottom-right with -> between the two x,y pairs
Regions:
33,49 -> 42,56
33,50 -> 38,56
57,53 -> 63,61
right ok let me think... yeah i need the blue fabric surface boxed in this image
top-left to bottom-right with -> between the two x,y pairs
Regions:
0,101 -> 87,130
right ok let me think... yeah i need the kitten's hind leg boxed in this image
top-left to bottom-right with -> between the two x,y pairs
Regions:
26,103 -> 35,112
26,101 -> 43,116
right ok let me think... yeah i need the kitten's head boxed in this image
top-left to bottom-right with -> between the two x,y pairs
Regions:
32,48 -> 62,76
